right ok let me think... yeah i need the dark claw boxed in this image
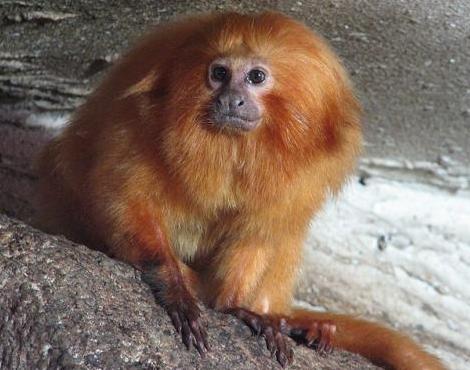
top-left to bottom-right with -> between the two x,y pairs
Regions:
170,311 -> 182,333
264,326 -> 275,353
194,338 -> 206,357
277,350 -> 288,368
191,321 -> 207,357
250,318 -> 262,336
200,325 -> 210,351
279,318 -> 289,334
181,319 -> 192,350
275,331 -> 293,367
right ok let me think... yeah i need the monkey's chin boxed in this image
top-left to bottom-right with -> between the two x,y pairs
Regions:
209,115 -> 260,134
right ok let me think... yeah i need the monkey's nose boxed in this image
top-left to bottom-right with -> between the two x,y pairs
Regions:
211,89 -> 261,130
216,92 -> 245,112
232,96 -> 245,108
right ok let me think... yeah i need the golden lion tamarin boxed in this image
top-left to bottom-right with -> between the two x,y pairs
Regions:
36,11 -> 445,370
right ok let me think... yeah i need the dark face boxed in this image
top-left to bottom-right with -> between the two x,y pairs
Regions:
207,57 -> 272,132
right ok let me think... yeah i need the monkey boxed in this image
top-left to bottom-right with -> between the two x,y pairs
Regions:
36,11 -> 445,370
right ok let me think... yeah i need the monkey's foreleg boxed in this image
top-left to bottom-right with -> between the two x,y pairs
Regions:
112,203 -> 209,356
213,235 -> 339,367
202,239 -> 294,366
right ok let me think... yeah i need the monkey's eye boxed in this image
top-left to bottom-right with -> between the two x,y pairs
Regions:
247,69 -> 266,84
212,66 -> 228,82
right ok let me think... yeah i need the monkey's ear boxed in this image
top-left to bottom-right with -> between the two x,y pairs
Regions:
120,71 -> 159,99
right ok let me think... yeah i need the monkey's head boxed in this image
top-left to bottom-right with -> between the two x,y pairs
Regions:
206,56 -> 270,132
126,12 -> 361,163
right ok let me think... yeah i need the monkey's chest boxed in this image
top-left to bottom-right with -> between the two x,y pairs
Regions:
168,218 -> 207,261
165,204 -> 238,263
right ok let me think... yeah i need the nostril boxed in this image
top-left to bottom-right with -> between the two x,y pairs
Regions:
238,100 -> 244,107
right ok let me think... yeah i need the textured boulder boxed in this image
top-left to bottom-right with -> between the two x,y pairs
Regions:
0,214 -> 379,369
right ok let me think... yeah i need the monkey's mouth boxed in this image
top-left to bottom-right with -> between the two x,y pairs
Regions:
209,112 -> 261,132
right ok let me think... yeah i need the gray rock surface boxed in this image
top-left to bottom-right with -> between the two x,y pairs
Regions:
0,115 -> 47,222
0,214 -> 379,370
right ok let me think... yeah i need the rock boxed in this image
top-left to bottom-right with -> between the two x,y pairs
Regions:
0,116 -> 52,222
0,214 -> 379,370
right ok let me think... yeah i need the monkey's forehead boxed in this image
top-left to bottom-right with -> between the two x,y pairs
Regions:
210,56 -> 268,69
190,11 -> 322,61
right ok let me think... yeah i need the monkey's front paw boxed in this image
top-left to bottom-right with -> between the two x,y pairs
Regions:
226,308 -> 294,368
167,298 -> 210,357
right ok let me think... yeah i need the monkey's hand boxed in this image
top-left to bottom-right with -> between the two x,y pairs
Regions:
167,287 -> 210,357
143,267 -> 209,357
225,308 -> 294,368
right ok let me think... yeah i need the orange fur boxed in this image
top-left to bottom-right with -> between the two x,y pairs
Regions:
36,11 -> 445,369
